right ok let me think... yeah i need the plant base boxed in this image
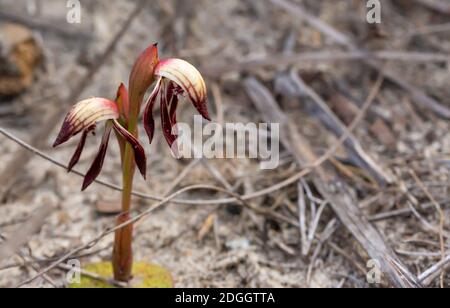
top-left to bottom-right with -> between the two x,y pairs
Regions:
69,262 -> 173,288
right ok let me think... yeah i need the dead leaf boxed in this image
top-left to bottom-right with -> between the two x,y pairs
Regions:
330,94 -> 359,125
197,213 -> 216,241
95,199 -> 122,215
370,118 -> 396,150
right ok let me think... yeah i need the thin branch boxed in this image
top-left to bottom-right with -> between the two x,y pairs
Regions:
269,0 -> 450,119
56,263 -> 127,288
410,170 -> 446,288
246,71 -> 422,287
419,255 -> 450,286
204,50 -> 450,77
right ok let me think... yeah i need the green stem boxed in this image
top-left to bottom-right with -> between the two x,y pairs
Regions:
113,110 -> 139,282
121,142 -> 136,212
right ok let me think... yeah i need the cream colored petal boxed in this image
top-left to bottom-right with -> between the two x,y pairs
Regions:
155,59 -> 210,120
54,98 -> 119,147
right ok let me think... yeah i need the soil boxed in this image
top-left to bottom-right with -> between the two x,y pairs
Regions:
0,0 -> 449,288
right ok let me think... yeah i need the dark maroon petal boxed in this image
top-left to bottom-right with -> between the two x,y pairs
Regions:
168,86 -> 179,138
53,120 -> 73,147
112,120 -> 147,179
165,81 -> 179,124
143,99 -> 156,144
160,89 -> 179,157
193,98 -> 211,121
143,78 -> 162,144
169,94 -> 179,125
165,81 -> 175,104
67,125 -> 95,172
68,130 -> 88,172
82,124 -> 113,191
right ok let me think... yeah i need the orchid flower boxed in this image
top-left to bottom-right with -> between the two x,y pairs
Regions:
143,58 -> 210,155
53,43 -> 210,284
53,96 -> 147,191
53,44 -> 209,191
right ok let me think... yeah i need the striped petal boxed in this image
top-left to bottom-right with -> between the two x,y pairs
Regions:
67,125 -> 95,172
155,58 -> 210,121
143,78 -> 162,144
53,98 -> 119,147
160,88 -> 176,149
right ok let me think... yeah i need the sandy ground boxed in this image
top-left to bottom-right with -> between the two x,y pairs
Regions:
0,0 -> 449,288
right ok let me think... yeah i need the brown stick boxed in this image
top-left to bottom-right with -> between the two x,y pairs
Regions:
279,69 -> 394,186
419,254 -> 450,286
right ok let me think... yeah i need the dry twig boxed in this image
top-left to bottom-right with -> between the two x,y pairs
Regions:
269,0 -> 450,119
244,74 -> 421,287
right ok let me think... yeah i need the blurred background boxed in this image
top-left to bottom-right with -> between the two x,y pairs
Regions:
0,0 -> 449,288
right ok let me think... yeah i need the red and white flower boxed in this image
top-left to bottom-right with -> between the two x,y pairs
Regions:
53,44 -> 210,191
53,96 -> 147,191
